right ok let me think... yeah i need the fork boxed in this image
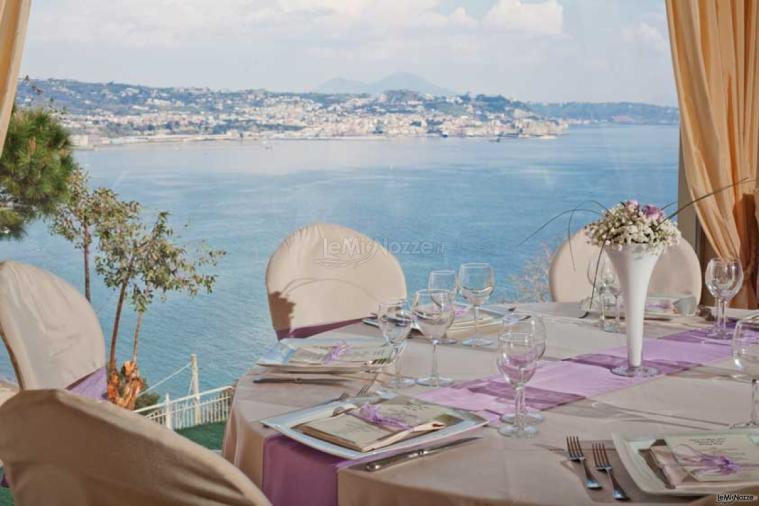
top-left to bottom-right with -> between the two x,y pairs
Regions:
592,442 -> 629,501
566,436 -> 601,490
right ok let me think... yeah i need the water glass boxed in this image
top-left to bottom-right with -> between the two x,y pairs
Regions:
428,270 -> 458,344
377,299 -> 415,389
586,253 -> 621,332
732,314 -> 759,428
496,315 -> 543,438
500,313 -> 546,426
705,258 -> 744,339
458,263 -> 495,347
412,289 -> 455,387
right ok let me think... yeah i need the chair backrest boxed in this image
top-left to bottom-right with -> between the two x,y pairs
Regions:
266,223 -> 407,337
549,231 -> 702,302
0,261 -> 105,389
0,389 -> 271,506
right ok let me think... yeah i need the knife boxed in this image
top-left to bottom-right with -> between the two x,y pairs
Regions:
253,377 -> 348,385
363,437 -> 481,472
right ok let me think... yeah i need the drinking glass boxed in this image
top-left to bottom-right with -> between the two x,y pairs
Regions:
412,289 -> 455,387
586,253 -> 621,332
377,299 -> 415,389
500,313 -> 546,426
428,270 -> 458,345
732,314 -> 759,428
496,315 -> 543,438
705,258 -> 744,339
458,263 -> 495,347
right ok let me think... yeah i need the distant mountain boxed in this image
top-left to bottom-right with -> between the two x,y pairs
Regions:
316,72 -> 456,96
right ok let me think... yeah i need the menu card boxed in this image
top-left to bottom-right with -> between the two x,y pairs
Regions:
288,342 -> 393,366
647,433 -> 759,487
296,396 -> 461,452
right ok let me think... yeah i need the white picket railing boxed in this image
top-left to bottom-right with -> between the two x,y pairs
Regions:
134,385 -> 234,430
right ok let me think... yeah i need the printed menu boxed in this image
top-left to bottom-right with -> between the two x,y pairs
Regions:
288,342 -> 393,365
296,396 -> 461,452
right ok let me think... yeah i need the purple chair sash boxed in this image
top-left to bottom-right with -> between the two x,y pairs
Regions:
275,318 -> 364,340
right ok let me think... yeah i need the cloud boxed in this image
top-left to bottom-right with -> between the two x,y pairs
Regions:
622,21 -> 668,52
483,0 -> 564,35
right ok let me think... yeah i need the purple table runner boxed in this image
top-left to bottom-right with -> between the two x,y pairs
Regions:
260,327 -> 737,506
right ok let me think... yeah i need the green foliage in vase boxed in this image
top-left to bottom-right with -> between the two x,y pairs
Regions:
0,108 -> 76,238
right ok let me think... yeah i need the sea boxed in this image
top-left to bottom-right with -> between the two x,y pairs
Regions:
0,124 -> 679,395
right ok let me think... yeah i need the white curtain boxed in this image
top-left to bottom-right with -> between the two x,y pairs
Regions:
0,0 -> 31,154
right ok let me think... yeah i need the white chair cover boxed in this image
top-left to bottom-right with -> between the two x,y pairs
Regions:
549,231 -> 702,303
266,223 -> 407,336
0,389 -> 271,506
0,261 -> 105,389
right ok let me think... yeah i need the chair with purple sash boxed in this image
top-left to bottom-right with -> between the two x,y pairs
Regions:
0,261 -> 106,399
266,223 -> 407,339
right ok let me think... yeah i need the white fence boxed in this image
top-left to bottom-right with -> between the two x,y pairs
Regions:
134,385 -> 234,430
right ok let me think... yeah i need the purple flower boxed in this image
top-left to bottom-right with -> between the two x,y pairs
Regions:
642,204 -> 664,220
354,403 -> 413,430
624,199 -> 639,209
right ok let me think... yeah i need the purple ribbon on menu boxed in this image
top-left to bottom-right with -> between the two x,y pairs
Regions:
324,342 -> 351,363
672,445 -> 742,476
352,403 -> 413,431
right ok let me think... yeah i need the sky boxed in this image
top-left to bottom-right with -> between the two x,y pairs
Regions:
20,0 -> 676,105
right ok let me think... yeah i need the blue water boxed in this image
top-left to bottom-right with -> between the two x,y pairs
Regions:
0,125 -> 679,395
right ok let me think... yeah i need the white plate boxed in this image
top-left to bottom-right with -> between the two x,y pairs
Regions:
257,336 -> 393,373
262,393 -> 488,460
612,430 -> 759,496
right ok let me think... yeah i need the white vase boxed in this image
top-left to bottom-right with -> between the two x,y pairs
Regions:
604,244 -> 663,377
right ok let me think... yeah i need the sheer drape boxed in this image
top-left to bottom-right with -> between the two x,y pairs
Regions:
0,0 -> 31,154
666,0 -> 759,307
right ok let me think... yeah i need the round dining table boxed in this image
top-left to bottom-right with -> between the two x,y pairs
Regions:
222,302 -> 753,506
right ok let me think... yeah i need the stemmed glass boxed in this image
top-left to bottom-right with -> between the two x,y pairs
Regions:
412,289 -> 455,387
705,258 -> 744,339
732,314 -> 759,428
496,315 -> 544,438
428,270 -> 459,345
586,253 -> 621,332
458,263 -> 495,347
377,299 -> 415,389
500,313 -> 546,426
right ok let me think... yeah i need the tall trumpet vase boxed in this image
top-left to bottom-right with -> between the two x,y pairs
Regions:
604,244 -> 663,377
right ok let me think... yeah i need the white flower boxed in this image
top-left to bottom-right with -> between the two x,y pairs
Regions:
584,202 -> 680,252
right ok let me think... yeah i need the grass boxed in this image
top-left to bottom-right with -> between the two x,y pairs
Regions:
0,421 -> 227,505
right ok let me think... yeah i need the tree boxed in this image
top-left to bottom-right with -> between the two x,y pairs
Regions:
96,208 -> 225,409
0,108 -> 75,238
49,167 -> 126,301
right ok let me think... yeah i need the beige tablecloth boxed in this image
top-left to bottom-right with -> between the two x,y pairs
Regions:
223,303 -> 754,505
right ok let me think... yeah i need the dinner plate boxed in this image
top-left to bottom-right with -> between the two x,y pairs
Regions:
612,430 -> 759,496
257,336 -> 393,373
261,392 -> 488,460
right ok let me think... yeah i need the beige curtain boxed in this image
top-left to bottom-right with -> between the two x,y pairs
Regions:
0,0 -> 31,155
667,0 -> 759,308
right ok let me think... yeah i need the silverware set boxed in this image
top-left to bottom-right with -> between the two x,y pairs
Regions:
566,436 -> 629,501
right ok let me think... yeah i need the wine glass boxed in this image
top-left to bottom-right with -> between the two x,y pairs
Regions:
500,313 -> 546,426
458,263 -> 495,347
586,253 -> 621,332
705,258 -> 744,339
377,299 -> 415,389
428,270 -> 458,345
412,289 -> 455,387
496,315 -> 543,438
732,314 -> 759,428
